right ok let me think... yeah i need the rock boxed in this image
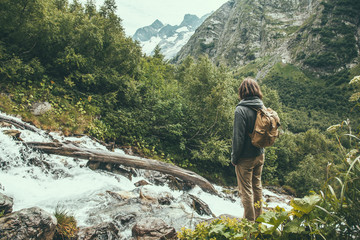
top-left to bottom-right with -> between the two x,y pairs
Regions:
158,192 -> 174,206
0,207 -> 57,240
0,121 -> 12,128
189,194 -> 215,217
158,196 -> 172,205
86,160 -> 100,170
107,190 -> 124,201
106,142 -> 115,152
265,194 -> 283,203
105,163 -> 113,171
31,102 -> 52,116
139,188 -> 158,204
123,146 -> 133,155
0,193 -> 13,214
132,217 -> 177,240
138,187 -> 174,206
114,213 -> 136,227
112,165 -> 135,180
107,190 -> 138,201
134,179 -> 151,187
78,222 -> 122,240
144,170 -> 164,182
142,171 -> 195,191
166,175 -> 195,191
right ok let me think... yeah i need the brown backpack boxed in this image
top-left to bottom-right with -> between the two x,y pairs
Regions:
249,107 -> 281,148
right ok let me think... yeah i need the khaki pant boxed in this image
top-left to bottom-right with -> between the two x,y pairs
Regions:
235,154 -> 264,222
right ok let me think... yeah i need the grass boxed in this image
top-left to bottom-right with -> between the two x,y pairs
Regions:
0,90 -> 96,136
54,206 -> 78,240
233,56 -> 271,80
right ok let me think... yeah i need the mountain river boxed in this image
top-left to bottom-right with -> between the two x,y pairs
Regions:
0,111 -> 291,238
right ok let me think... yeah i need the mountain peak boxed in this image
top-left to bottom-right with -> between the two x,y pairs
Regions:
150,19 -> 164,29
133,13 -> 210,59
180,14 -> 201,28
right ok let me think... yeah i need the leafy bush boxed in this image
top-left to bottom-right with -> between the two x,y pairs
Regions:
319,150 -> 360,238
319,84 -> 360,238
179,158 -> 360,239
178,194 -> 324,239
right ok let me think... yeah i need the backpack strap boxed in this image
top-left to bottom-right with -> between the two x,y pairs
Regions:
248,106 -> 263,112
247,106 -> 261,137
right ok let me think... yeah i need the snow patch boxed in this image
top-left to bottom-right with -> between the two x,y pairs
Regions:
176,26 -> 189,33
141,36 -> 162,56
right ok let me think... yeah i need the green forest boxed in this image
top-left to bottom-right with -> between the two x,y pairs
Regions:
0,0 -> 359,239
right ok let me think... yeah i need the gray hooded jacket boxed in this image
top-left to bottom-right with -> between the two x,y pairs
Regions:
231,96 -> 264,165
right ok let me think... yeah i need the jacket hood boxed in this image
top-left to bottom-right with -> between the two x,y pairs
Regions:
237,96 -> 264,108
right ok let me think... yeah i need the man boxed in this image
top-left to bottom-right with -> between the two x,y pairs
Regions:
231,77 -> 265,222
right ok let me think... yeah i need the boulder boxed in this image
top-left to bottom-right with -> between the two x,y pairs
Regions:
31,102 -> 52,116
132,217 -> 177,240
77,222 -> 122,240
0,207 -> 57,240
0,193 -> 13,214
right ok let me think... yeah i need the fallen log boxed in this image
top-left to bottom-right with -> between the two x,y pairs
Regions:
0,113 -> 55,141
0,114 -> 39,133
26,142 -> 217,195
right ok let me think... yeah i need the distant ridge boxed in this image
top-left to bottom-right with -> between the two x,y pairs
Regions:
133,13 -> 211,59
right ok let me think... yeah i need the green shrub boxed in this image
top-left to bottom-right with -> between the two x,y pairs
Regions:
178,194 -> 324,239
178,217 -> 259,240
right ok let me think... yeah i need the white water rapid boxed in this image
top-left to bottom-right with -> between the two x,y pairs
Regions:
0,111 -> 291,238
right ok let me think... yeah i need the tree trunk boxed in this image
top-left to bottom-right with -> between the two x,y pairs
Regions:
26,142 -> 217,194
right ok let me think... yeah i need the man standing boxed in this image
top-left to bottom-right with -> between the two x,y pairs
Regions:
231,77 -> 265,222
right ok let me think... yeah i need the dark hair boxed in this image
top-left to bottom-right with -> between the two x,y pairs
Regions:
238,77 -> 263,100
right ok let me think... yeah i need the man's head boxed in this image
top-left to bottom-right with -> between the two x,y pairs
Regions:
238,77 -> 263,100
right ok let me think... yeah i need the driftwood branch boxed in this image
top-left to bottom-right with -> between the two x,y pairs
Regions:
26,142 -> 217,194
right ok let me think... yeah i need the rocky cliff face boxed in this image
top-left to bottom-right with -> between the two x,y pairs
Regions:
174,0 -> 360,75
289,0 -> 360,74
133,14 -> 210,59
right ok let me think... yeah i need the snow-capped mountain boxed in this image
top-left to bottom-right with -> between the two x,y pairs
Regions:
133,13 -> 210,60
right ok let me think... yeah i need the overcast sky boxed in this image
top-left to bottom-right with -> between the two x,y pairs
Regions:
90,0 -> 229,36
